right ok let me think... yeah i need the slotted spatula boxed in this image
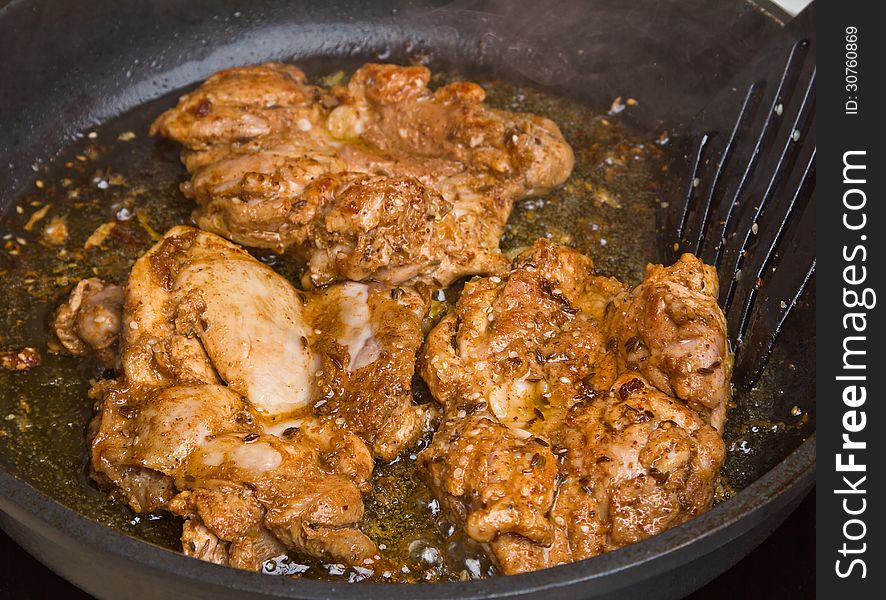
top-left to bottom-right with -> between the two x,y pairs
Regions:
660,36 -> 816,389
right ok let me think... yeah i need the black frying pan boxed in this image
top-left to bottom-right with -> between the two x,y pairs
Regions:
0,1 -> 815,598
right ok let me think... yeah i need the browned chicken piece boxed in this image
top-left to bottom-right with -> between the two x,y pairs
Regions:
418,240 -> 729,574
52,278 -> 124,368
305,281 -> 432,461
490,374 -> 726,574
419,411 -> 559,549
609,254 -> 732,430
89,226 -> 432,570
113,225 -> 429,459
150,63 -> 574,287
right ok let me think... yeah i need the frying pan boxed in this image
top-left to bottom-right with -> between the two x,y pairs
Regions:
0,1 -> 815,598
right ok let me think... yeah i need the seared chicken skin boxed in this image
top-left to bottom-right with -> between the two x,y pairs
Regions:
86,226 -> 431,570
418,241 -> 730,573
150,63 -> 574,287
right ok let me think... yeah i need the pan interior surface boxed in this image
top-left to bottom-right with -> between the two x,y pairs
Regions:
0,1 -> 814,598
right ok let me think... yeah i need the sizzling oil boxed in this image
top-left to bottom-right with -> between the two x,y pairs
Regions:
0,71 -> 814,582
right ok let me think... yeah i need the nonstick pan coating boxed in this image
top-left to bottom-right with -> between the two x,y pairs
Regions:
0,1 -> 814,598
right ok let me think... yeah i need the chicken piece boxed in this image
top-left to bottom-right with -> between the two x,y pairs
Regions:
114,225 -> 429,459
490,374 -> 725,574
89,226 -> 431,569
305,281 -> 432,461
608,253 -> 732,430
302,174 -> 506,288
420,240 -> 626,433
419,411 -> 559,548
52,278 -> 124,368
150,63 -> 574,287
418,240 -> 729,574
331,64 -> 574,197
148,63 -> 322,170
118,226 -> 315,408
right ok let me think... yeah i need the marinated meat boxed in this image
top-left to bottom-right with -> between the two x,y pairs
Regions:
488,373 -> 725,574
52,278 -> 124,368
89,226 -> 432,569
418,240 -> 729,573
608,254 -> 731,430
150,63 -> 574,287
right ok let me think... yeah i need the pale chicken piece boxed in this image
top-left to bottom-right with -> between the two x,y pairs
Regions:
90,382 -> 243,515
150,62 -> 574,287
156,229 -> 315,415
90,225 -> 374,565
52,278 -> 124,368
88,226 -> 431,570
418,240 -> 729,574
